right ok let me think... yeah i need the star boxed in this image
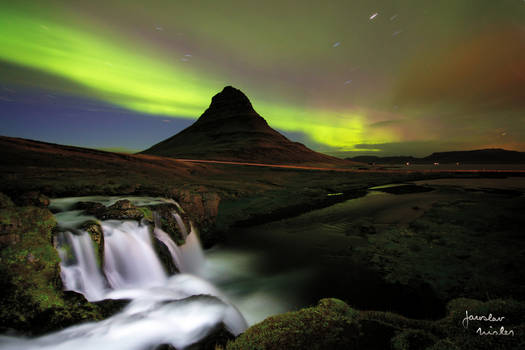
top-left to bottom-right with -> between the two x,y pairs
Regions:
369,13 -> 378,20
333,42 -> 341,48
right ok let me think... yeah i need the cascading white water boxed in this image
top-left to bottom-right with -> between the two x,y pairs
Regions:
173,212 -> 189,239
179,223 -> 206,275
0,196 -> 248,350
0,275 -> 247,350
57,231 -> 107,301
154,222 -> 205,276
103,220 -> 167,289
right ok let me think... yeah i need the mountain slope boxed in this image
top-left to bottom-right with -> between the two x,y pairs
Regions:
141,86 -> 347,165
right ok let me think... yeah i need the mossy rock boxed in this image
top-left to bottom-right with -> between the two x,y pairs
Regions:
16,191 -> 50,207
98,200 -> 144,220
80,220 -> 105,268
74,201 -> 106,215
436,298 -> 524,350
226,298 -> 360,350
152,234 -> 179,275
391,329 -> 438,350
0,205 -> 111,334
148,203 -> 188,244
0,192 -> 14,208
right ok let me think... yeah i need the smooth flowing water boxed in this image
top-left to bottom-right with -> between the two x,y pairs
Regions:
0,196 -> 247,350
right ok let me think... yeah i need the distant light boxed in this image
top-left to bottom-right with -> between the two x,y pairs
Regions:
434,162 -> 439,166
406,162 -> 410,166
370,13 -> 378,20
333,42 -> 341,47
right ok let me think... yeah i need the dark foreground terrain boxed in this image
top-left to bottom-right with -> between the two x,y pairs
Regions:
1,135 -> 524,349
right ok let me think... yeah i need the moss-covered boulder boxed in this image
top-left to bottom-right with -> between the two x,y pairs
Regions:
0,192 -> 14,208
98,199 -> 144,220
391,329 -> 438,350
79,220 -> 105,268
16,191 -> 50,207
74,201 -> 106,215
228,297 -> 523,350
226,298 -> 360,350
148,203 -> 188,244
0,205 -> 114,334
434,298 -> 525,350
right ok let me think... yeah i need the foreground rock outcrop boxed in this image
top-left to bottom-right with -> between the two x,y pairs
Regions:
0,193 -> 122,334
226,298 -> 524,350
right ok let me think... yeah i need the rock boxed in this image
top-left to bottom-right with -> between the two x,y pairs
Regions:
391,329 -> 438,350
17,191 -> 50,207
80,220 -> 103,245
174,188 -> 221,247
226,298 -> 360,350
148,203 -> 187,244
0,193 -> 14,208
98,200 -> 144,221
153,236 -> 179,275
186,323 -> 235,350
228,298 -> 525,350
0,207 -> 36,241
80,220 -> 105,267
359,224 -> 376,235
0,206 -> 114,334
0,233 -> 20,246
74,201 -> 105,215
109,199 -> 133,210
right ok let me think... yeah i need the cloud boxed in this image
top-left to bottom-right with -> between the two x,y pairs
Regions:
368,119 -> 405,128
394,27 -> 525,111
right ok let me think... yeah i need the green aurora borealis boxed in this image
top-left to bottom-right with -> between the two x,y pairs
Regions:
1,0 -> 524,156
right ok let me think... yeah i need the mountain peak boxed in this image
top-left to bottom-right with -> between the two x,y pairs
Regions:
141,86 -> 348,165
205,86 -> 255,117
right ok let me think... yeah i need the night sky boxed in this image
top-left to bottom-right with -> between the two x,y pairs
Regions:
1,0 -> 524,156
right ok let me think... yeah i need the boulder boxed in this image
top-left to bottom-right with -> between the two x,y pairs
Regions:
80,220 -> 105,267
98,199 -> 144,220
226,298 -> 360,350
0,193 -> 14,208
0,206 -> 110,334
17,191 -> 50,207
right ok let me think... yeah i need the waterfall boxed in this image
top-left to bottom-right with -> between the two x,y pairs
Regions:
103,220 -> 167,289
173,212 -> 189,239
152,213 -> 205,276
1,196 -> 248,350
57,231 -> 107,301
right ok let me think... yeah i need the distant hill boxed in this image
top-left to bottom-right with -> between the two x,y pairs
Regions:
347,149 -> 525,164
141,86 -> 352,165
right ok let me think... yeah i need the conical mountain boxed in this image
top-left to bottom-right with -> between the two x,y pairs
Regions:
141,86 -> 345,164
